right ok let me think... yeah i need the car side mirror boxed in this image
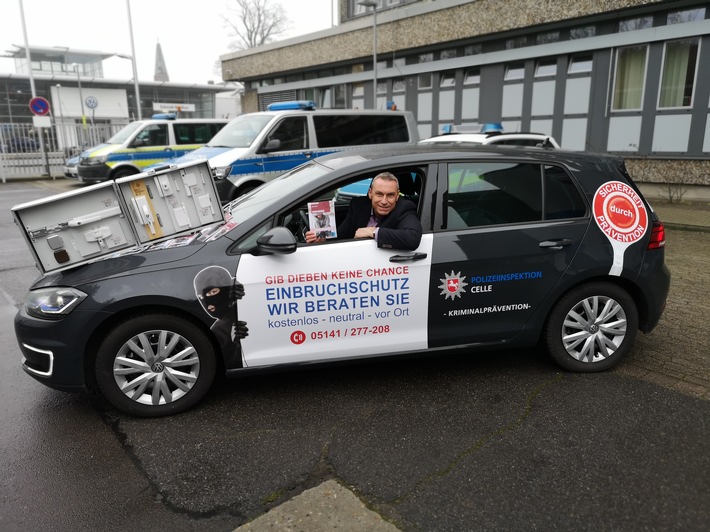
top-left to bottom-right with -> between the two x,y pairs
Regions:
260,138 -> 281,153
132,138 -> 146,148
254,227 -> 297,255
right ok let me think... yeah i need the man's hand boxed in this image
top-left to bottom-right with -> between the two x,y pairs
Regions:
305,230 -> 325,243
354,227 -> 376,239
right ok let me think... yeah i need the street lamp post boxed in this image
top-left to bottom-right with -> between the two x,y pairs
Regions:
125,0 -> 142,119
116,53 -> 142,121
358,1 -> 378,109
72,63 -> 87,147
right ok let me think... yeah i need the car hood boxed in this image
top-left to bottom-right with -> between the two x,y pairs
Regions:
32,239 -> 208,289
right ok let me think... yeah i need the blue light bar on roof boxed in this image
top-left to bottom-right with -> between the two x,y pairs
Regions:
266,100 -> 317,111
151,113 -> 177,120
480,122 -> 504,133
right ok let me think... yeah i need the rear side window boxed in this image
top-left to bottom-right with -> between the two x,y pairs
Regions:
313,115 -> 410,147
445,162 -> 586,229
544,165 -> 587,219
173,123 -> 225,145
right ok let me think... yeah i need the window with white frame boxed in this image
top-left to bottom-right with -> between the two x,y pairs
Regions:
463,69 -> 480,85
440,72 -> 455,88
612,45 -> 648,110
505,64 -> 525,81
658,38 -> 699,108
535,59 -> 557,77
568,55 -> 593,74
418,73 -> 432,89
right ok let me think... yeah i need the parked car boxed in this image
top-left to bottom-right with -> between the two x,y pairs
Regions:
420,123 -> 560,149
13,146 -> 670,417
2,136 -> 40,152
63,155 -> 80,178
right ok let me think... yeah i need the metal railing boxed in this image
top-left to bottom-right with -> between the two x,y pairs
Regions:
0,122 -> 122,182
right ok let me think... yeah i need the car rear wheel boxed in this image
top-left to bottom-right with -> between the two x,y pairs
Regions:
95,314 -> 217,417
544,282 -> 638,372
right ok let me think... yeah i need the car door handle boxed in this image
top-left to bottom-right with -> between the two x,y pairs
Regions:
389,252 -> 428,263
539,239 -> 573,250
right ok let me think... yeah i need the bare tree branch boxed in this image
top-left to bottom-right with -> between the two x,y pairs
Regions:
222,0 -> 289,50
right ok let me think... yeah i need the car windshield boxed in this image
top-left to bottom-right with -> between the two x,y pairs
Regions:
224,161 -> 330,224
207,114 -> 274,149
106,122 -> 146,144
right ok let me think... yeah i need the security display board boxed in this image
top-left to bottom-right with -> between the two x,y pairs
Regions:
12,160 -> 223,273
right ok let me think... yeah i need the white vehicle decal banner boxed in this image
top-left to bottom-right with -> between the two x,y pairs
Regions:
237,235 -> 433,366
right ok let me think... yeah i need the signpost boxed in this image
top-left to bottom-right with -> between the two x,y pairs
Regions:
29,96 -> 50,116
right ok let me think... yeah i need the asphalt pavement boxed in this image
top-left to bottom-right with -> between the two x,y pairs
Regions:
4,177 -> 709,531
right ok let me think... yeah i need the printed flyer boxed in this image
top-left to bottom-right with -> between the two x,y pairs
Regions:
308,200 -> 337,239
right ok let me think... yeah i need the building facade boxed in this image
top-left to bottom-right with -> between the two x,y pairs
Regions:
221,0 -> 710,197
1,46 -> 236,152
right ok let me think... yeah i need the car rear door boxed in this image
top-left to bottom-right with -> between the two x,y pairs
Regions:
427,160 -> 589,348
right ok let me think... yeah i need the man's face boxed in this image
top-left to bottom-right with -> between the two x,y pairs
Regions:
368,178 -> 399,218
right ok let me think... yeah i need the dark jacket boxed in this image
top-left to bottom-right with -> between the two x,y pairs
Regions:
338,196 -> 422,251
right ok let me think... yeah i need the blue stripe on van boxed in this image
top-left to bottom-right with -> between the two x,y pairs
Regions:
228,151 -> 337,176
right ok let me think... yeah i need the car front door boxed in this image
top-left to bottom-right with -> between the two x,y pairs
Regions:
427,160 -> 589,348
236,236 -> 433,367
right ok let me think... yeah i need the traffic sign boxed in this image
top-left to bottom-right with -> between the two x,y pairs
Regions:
29,96 -> 50,116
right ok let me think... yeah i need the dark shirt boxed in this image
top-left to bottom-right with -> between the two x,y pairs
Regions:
338,196 -> 422,251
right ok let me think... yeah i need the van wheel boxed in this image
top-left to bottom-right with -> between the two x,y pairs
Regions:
112,168 -> 138,180
95,314 -> 217,417
544,282 -> 638,372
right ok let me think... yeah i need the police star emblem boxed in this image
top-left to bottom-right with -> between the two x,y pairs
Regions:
439,271 -> 468,300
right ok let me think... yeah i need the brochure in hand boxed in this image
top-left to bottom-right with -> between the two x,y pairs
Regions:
308,200 -> 337,239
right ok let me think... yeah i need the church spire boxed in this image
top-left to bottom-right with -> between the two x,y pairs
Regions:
154,40 -> 169,82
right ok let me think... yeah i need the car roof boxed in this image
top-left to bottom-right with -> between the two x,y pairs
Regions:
310,145 -> 619,177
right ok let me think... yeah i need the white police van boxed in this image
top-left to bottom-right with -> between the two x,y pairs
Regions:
163,101 -> 420,203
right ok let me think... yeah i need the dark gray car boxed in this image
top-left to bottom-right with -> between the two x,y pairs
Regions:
14,146 -> 670,416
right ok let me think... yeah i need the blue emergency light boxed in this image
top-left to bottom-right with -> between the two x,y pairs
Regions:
266,101 -> 317,111
151,113 -> 177,120
480,122 -> 504,133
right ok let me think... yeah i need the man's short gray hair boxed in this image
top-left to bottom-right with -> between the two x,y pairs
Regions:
371,171 -> 399,190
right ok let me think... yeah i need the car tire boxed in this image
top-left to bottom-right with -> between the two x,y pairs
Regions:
111,168 -> 138,180
544,282 -> 638,372
95,314 -> 217,417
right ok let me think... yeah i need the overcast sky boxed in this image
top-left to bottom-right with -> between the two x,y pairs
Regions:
0,0 -> 336,84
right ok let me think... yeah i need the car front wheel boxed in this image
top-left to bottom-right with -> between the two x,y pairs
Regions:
544,282 -> 638,372
95,314 -> 217,417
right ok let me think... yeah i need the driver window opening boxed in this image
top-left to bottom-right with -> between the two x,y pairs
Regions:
279,167 -> 426,244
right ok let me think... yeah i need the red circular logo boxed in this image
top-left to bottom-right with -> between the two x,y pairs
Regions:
290,330 -> 306,345
593,181 -> 648,244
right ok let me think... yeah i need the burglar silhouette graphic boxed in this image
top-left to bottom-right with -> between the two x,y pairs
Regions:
193,266 -> 248,365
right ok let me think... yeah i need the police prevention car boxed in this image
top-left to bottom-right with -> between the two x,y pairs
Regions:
13,146 -> 670,417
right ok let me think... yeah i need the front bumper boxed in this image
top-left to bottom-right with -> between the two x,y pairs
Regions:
14,306 -> 111,392
77,163 -> 111,182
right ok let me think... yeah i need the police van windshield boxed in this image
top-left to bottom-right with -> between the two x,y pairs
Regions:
207,114 -> 274,149
106,121 -> 145,144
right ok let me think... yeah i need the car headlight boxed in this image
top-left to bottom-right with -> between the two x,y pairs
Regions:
82,155 -> 108,166
25,287 -> 87,319
213,166 -> 232,180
